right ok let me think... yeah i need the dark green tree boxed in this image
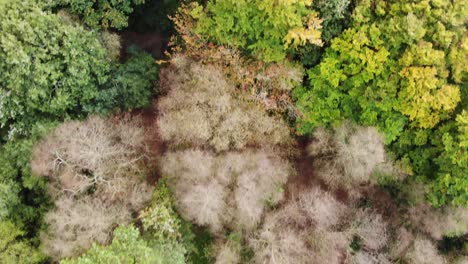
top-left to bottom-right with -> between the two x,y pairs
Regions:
0,0 -> 110,139
50,0 -> 145,30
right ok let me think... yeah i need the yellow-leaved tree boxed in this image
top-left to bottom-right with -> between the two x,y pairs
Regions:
188,0 -> 323,62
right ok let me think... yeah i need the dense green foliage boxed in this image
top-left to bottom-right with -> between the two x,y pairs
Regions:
88,47 -> 158,114
189,0 -> 323,62
0,123 -> 54,263
295,0 -> 353,66
0,0 -> 466,262
0,123 -> 53,230
313,0 -> 352,42
61,225 -> 183,264
50,0 -> 145,30
0,0 -> 159,139
0,0 -> 110,138
294,0 -> 467,206
0,221 -> 46,263
430,111 -> 468,206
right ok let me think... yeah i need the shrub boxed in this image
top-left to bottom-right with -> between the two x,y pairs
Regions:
157,57 -> 292,152
161,149 -> 292,233
404,238 -> 447,264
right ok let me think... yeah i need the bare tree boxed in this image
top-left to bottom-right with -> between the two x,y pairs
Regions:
157,57 -> 292,152
32,115 -> 155,260
42,196 -> 131,260
160,149 -> 292,233
214,239 -> 241,264
349,209 -> 388,252
404,238 -> 447,264
32,115 -> 154,200
248,212 -> 313,264
308,123 -> 393,194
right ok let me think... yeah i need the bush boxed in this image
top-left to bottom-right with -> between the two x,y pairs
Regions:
0,0 -> 110,138
32,115 -> 155,259
161,149 -> 292,233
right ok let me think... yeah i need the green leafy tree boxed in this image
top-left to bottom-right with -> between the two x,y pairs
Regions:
294,0 -> 466,205
0,221 -> 46,263
313,0 -> 352,42
430,111 -> 468,207
0,123 -> 53,231
87,47 -> 159,114
0,0 -> 110,139
189,0 -> 323,62
61,225 -> 185,264
295,0 -> 353,66
50,0 -> 145,30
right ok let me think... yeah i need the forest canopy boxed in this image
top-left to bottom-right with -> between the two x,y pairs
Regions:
0,0 -> 466,263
